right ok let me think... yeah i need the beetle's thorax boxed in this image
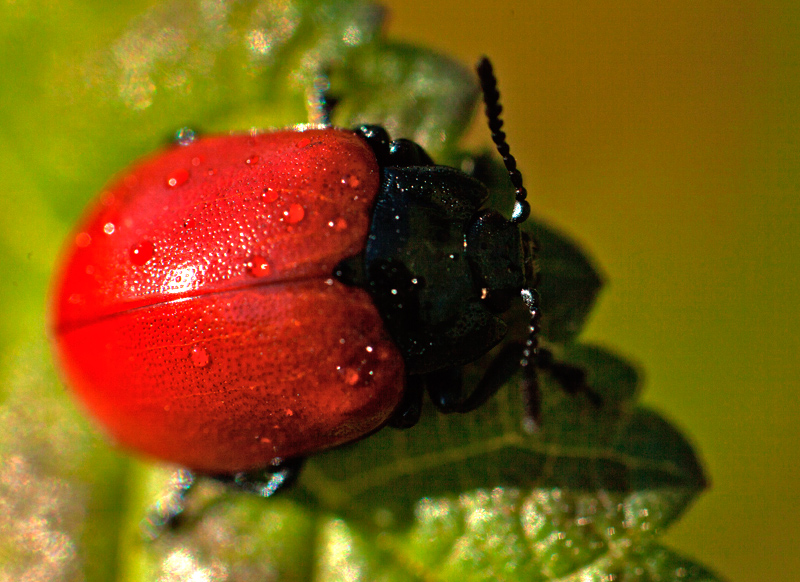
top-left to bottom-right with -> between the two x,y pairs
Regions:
335,127 -> 527,375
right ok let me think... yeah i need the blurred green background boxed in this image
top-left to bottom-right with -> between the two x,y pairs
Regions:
0,0 -> 796,580
378,0 -> 799,579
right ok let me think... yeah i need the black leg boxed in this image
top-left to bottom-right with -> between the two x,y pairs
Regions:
426,367 -> 465,413
537,347 -> 603,407
455,342 -> 526,414
425,343 -> 532,416
388,374 -> 425,428
212,457 -> 305,497
425,342 -> 601,433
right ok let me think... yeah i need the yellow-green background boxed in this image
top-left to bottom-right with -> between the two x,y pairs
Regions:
380,0 -> 798,579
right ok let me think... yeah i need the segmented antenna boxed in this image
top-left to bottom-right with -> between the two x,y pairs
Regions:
476,57 -> 530,224
477,57 -> 541,428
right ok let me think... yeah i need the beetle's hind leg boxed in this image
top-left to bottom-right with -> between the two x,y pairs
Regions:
213,457 -> 305,497
141,458 -> 304,538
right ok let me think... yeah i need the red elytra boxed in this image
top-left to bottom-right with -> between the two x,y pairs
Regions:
51,128 -> 405,474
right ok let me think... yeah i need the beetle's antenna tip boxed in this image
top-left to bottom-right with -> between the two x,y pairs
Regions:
476,57 -> 530,224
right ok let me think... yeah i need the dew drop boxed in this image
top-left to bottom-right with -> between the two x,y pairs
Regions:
130,240 -> 155,266
296,137 -> 311,149
246,155 -> 260,165
182,218 -> 196,229
190,346 -> 210,368
247,255 -> 272,277
75,232 -> 92,248
286,204 -> 305,224
174,127 -> 196,146
333,217 -> 348,230
191,156 -> 203,167
67,293 -> 83,305
285,409 -> 294,416
262,187 -> 279,203
103,222 -> 116,235
207,168 -> 217,176
342,174 -> 361,188
166,168 -> 189,188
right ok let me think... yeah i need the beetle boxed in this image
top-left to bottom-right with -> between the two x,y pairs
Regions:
50,58 -> 593,497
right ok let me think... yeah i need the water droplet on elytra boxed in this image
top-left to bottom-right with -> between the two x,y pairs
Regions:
191,156 -> 203,167
246,155 -> 260,165
103,222 -> 115,235
75,232 -> 92,248
190,346 -> 210,368
174,127 -> 196,146
166,168 -> 189,188
262,188 -> 279,203
247,255 -> 272,277
130,240 -> 155,266
296,137 -> 311,149
286,204 -> 305,224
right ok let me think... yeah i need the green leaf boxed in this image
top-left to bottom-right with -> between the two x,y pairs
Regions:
329,42 -> 480,158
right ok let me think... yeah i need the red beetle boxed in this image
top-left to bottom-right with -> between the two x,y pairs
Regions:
51,127 -> 405,475
50,59 -> 582,494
